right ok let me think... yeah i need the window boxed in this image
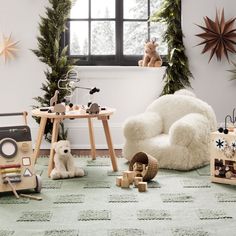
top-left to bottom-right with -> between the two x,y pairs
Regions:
64,0 -> 167,66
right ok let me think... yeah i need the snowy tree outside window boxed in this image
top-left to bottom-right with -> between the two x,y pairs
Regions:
68,0 -> 167,65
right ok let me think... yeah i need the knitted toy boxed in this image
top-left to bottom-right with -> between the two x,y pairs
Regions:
138,38 -> 162,67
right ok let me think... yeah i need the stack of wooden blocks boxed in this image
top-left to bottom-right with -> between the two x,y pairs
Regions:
116,170 -> 148,192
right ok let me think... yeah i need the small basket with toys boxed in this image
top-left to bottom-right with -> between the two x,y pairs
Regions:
129,152 -> 158,182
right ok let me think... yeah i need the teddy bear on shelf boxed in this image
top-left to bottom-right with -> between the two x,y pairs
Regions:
50,140 -> 85,180
138,38 -> 162,67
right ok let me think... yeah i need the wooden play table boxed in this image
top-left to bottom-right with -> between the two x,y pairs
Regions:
32,107 -> 118,177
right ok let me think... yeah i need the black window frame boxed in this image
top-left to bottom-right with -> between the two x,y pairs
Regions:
62,0 -> 166,66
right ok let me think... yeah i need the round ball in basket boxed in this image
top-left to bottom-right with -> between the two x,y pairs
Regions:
129,152 -> 158,181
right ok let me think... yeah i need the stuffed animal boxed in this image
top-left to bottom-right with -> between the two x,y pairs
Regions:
50,140 -> 85,180
138,38 -> 162,67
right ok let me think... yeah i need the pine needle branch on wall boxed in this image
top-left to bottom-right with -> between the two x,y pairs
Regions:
150,0 -> 193,95
32,0 -> 72,142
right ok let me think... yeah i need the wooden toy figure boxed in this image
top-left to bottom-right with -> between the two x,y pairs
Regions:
50,90 -> 59,106
133,162 -> 144,177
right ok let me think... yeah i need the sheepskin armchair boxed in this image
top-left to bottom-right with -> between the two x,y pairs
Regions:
123,90 -> 217,170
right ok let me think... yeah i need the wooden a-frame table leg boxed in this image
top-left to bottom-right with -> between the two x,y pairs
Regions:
48,118 -> 60,177
33,117 -> 47,164
88,117 -> 96,160
101,117 -> 118,171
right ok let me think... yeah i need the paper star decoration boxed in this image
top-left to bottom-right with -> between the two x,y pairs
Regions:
195,9 -> 236,63
0,34 -> 19,63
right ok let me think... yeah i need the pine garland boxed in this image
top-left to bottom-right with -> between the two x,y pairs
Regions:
32,0 -> 72,141
151,0 -> 193,95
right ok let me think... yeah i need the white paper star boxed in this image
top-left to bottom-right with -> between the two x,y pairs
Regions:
0,34 -> 19,63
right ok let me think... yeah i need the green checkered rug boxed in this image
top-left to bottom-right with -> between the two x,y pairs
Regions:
0,156 -> 236,236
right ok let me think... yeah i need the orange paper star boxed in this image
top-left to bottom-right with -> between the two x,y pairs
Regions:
196,9 -> 236,62
0,34 -> 19,63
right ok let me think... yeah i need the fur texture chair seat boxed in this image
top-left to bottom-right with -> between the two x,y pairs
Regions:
123,90 -> 217,170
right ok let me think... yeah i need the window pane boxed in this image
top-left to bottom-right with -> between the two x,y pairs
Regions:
150,0 -> 162,16
91,21 -> 115,55
150,22 -> 168,55
70,0 -> 88,18
124,22 -> 148,55
91,0 -> 115,18
70,21 -> 89,55
124,0 -> 148,19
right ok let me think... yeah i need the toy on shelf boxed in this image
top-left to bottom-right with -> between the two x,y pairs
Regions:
86,103 -> 100,115
48,90 -> 66,115
138,38 -> 162,67
0,112 -> 42,198
211,109 -> 236,185
50,90 -> 59,106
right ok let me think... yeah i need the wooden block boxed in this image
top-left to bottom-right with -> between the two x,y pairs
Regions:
138,182 -> 148,192
121,177 -> 130,188
123,170 -> 135,184
134,176 -> 143,187
116,176 -> 122,187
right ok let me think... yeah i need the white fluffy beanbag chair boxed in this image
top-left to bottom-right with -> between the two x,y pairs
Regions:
123,90 -> 217,170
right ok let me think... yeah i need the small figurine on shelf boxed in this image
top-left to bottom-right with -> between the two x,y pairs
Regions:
48,90 -> 66,115
138,38 -> 162,67
86,103 -> 100,115
50,90 -> 59,106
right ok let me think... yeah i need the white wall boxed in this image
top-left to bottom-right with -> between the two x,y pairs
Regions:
66,66 -> 165,149
1,0 -> 235,149
182,0 -> 236,122
0,0 -> 48,115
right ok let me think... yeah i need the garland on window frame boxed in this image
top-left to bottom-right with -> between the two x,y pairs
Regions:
32,0 -> 72,142
150,0 -> 193,95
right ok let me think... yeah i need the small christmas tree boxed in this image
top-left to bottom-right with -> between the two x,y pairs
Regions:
151,0 -> 193,95
32,0 -> 72,141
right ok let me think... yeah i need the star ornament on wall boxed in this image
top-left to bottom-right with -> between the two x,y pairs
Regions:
0,34 -> 19,63
195,9 -> 236,63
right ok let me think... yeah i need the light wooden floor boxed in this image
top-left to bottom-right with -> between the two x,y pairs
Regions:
39,149 -> 122,156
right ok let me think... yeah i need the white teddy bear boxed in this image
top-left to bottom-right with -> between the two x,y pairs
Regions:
50,140 -> 85,180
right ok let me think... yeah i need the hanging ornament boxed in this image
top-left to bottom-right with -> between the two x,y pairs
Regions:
195,9 -> 236,63
0,34 -> 19,63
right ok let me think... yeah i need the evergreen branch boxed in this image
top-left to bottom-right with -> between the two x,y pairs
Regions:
32,0 -> 72,142
151,0 -> 193,95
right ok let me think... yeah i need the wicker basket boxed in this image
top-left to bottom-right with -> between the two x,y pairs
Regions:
129,152 -> 158,181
